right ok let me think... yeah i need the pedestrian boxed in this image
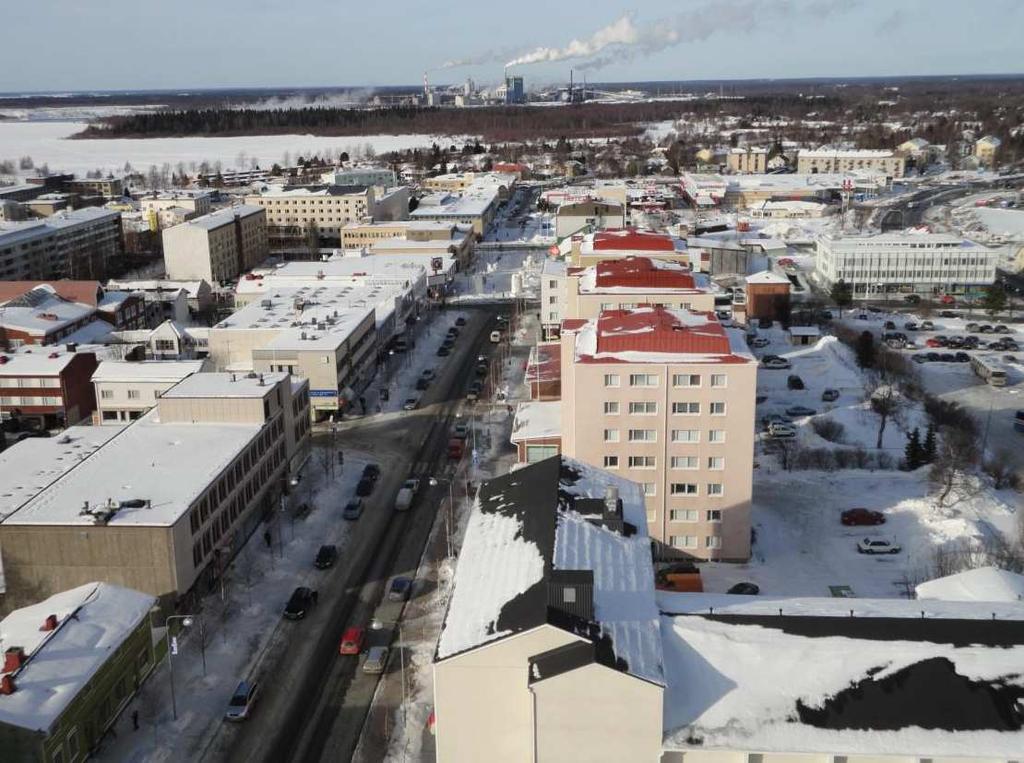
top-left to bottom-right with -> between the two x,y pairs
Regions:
132,710 -> 139,731
263,530 -> 272,548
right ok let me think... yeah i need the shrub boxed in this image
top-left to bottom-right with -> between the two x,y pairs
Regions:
811,418 -> 846,443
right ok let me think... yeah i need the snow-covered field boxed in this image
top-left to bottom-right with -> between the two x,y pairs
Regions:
0,121 -> 455,178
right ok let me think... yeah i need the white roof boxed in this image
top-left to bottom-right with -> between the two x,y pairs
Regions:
916,567 -> 1024,603
0,582 -> 155,732
0,348 -> 83,377
510,401 -> 561,442
800,148 -> 896,158
106,279 -> 209,298
0,286 -> 96,335
4,409 -> 262,527
410,190 -> 497,218
161,371 -> 287,399
91,360 -> 205,384
745,270 -> 791,285
169,204 -> 263,232
788,326 -> 821,336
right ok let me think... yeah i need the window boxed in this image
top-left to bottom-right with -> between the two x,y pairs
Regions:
710,402 -> 726,415
603,373 -> 620,388
708,456 -> 725,470
710,374 -> 727,388
603,429 -> 619,442
102,410 -> 119,422
628,429 -> 656,442
563,587 -> 576,604
672,373 -> 700,387
709,429 -> 726,443
671,483 -> 699,496
153,389 -> 162,399
641,483 -> 656,496
628,401 -> 657,415
707,483 -> 724,496
603,401 -> 619,415
628,455 -> 656,469
629,373 -> 658,387
671,456 -> 699,469
669,535 -> 697,549
705,536 -> 722,549
100,389 -> 113,400
127,389 -> 140,400
672,402 -> 700,415
706,509 -> 722,521
670,509 -> 698,521
603,455 -> 619,468
671,429 -> 699,443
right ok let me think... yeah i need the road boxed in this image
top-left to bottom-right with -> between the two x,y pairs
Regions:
200,304 -> 504,763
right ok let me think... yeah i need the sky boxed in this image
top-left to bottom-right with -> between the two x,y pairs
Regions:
1,0 -> 1022,93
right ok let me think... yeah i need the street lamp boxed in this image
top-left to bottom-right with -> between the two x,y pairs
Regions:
164,614 -> 201,720
370,618 -> 408,738
429,476 -> 455,558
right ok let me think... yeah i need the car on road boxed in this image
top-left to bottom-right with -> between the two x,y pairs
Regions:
761,357 -> 791,369
339,627 -> 365,656
903,294 -> 921,304
787,374 -> 805,390
767,422 -> 797,439
388,576 -> 413,601
466,381 -> 483,401
939,295 -> 956,305
455,316 -> 467,326
841,508 -> 885,526
452,423 -> 470,440
355,476 -> 374,496
314,544 -> 338,569
447,438 -> 465,460
821,388 -> 840,402
750,336 -> 770,348
920,320 -> 935,330
857,537 -> 901,554
224,681 -> 259,722
343,497 -> 364,519
395,479 -> 419,512
283,587 -> 318,619
363,646 -> 390,674
402,397 -> 420,411
415,376 -> 431,391
785,405 -> 816,417
726,582 -> 760,595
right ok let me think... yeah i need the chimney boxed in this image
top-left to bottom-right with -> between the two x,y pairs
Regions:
258,373 -> 264,386
41,614 -> 58,632
604,485 -> 621,518
3,647 -> 26,673
0,675 -> 14,695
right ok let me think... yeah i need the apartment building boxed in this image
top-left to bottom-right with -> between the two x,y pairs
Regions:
560,307 -> 756,560
319,166 -> 397,187
91,359 -> 206,424
540,259 -> 568,339
797,148 -> 905,178
0,207 -> 122,281
434,456 -> 664,763
64,177 -> 124,198
0,347 -> 98,428
975,135 -> 1002,168
140,189 -> 214,229
572,228 -> 687,267
0,371 -> 310,611
725,147 -> 767,174
106,279 -> 214,321
162,205 -> 268,283
815,232 -> 998,298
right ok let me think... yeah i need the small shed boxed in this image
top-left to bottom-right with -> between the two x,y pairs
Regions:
744,270 -> 791,321
788,325 -> 821,346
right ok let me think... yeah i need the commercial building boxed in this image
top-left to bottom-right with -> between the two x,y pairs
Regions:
796,148 -> 904,178
410,188 -> 499,236
0,207 -> 122,282
0,582 -> 157,762
509,400 -> 561,462
0,371 -> 310,611
162,205 -> 268,284
422,172 -> 516,200
319,167 -> 397,187
504,75 -> 525,104
341,220 -> 454,249
555,200 -> 626,239
749,200 -> 832,219
815,232 -> 999,299
559,307 -> 757,560
725,147 -> 767,174
0,346 -> 99,428
434,456 -> 664,763
91,359 -> 206,424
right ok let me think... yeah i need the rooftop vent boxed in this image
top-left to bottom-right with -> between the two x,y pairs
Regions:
0,675 -> 14,695
40,614 -> 58,632
3,647 -> 26,673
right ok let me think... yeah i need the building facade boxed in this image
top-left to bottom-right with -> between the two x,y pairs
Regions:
797,149 -> 905,178
725,147 -> 767,174
91,359 -> 206,424
0,347 -> 98,428
0,208 -> 122,282
162,205 -> 268,283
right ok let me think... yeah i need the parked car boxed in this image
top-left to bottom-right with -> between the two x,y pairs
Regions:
314,544 -> 338,569
954,352 -> 970,363
474,361 -> 489,378
455,316 -> 467,326
841,508 -> 885,526
762,413 -> 791,429
751,336 -> 770,348
920,320 -> 936,330
283,587 -> 319,619
343,498 -> 364,519
447,438 -> 465,460
939,353 -> 956,362
402,397 -> 420,411
785,405 -> 816,417
965,322 -> 980,332
995,324 -> 1012,334
939,295 -> 956,305
363,646 -> 390,674
339,626 -> 365,656
821,388 -> 840,402
904,294 -> 921,304
937,312 -> 955,320
466,381 -> 483,401
787,374 -> 805,390
945,336 -> 964,348
355,477 -> 374,497
436,345 -> 451,357
903,321 -> 919,331
362,463 -> 380,482
884,320 -> 896,331
913,354 -> 929,364
857,537 -> 901,554
388,576 -> 413,602
446,327 -> 460,339
224,680 -> 259,721
1004,354 -> 1018,364
761,357 -> 791,370
867,306 -> 882,313
925,338 -> 944,348
419,369 -> 436,382
726,582 -> 760,595
767,422 -> 797,439
415,377 -> 431,391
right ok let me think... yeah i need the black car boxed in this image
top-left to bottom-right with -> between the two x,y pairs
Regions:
474,361 -> 489,378
415,376 -> 431,391
314,544 -> 338,569
945,336 -> 964,348
939,353 -> 956,362
954,352 -> 970,363
727,582 -> 760,595
939,310 -> 958,318
787,374 -> 805,390
283,587 -> 318,620
447,326 -> 460,338
455,316 -> 467,326
904,294 -> 921,304
436,345 -> 451,357
356,477 -> 375,497
362,463 -> 381,482
926,351 -> 940,362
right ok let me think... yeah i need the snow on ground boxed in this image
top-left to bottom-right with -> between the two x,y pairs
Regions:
915,566 -> 1024,603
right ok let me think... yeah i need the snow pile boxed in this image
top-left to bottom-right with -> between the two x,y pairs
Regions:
916,566 -> 1024,603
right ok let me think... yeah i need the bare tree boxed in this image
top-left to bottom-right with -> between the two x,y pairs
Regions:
929,428 -> 980,507
983,449 -> 1020,491
867,379 -> 905,450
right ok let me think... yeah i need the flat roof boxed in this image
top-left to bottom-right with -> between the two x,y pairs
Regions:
171,204 -> 263,232
0,582 -> 156,732
161,370 -> 288,399
91,360 -> 205,384
4,409 -> 262,527
0,347 -> 84,376
510,400 -> 561,442
0,207 -> 119,248
410,191 -> 497,218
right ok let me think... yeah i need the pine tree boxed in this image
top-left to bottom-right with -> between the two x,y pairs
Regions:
855,330 -> 876,369
904,427 -> 923,470
922,424 -> 938,464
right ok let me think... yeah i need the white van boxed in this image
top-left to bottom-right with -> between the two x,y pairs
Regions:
490,330 -> 502,343
394,478 -> 419,511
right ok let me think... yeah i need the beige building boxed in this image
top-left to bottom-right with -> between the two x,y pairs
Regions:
91,359 -> 206,424
797,149 -> 905,178
162,205 -> 268,283
975,135 -> 1002,168
434,456 -> 664,763
140,190 -> 213,219
422,171 -> 516,200
555,200 -> 626,239
725,147 -> 767,174
559,308 -> 756,560
0,372 -> 309,612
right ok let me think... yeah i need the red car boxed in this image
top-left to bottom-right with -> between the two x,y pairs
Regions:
925,338 -> 943,348
939,295 -> 956,305
841,508 -> 885,526
339,626 -> 365,655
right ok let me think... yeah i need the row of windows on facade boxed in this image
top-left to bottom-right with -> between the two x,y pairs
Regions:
0,376 -> 61,388
604,373 -> 728,388
606,455 -> 725,470
100,388 -> 159,401
602,429 -> 727,443
603,401 -> 727,415
669,534 -> 722,549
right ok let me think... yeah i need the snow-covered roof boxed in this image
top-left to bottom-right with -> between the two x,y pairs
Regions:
0,286 -> 96,335
510,401 -> 561,442
0,347 -> 84,377
661,604 -> 1024,757
167,204 -> 263,232
106,279 -> 209,298
745,270 -> 791,285
788,326 -> 821,337
91,360 -> 205,385
161,370 -> 287,399
574,256 -> 711,295
0,582 -> 155,732
916,567 -> 1024,603
436,457 -> 663,685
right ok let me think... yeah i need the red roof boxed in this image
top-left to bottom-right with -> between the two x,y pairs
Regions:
592,229 -> 675,252
526,341 -> 561,383
596,309 -> 730,356
0,281 -> 102,307
594,257 -> 697,290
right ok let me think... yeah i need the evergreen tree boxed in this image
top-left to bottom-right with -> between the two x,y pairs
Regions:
831,279 -> 853,316
904,427 -> 923,470
982,286 -> 1007,318
922,423 -> 938,464
855,330 -> 876,369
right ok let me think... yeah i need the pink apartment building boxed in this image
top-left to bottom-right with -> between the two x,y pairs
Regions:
560,307 -> 757,561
